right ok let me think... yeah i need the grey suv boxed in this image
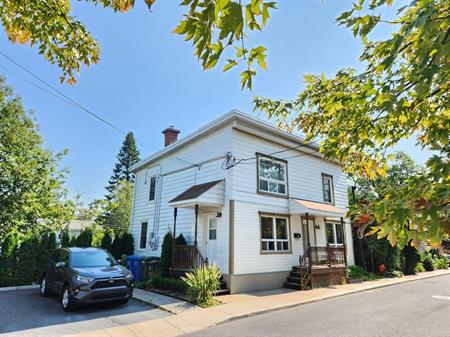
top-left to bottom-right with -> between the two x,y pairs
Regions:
40,247 -> 134,311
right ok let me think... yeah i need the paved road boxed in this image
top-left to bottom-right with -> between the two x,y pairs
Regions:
188,274 -> 450,337
0,288 -> 170,337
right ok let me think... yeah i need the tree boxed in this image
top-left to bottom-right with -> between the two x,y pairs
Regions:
76,228 -> 93,247
121,233 -> 134,256
111,234 -> 122,259
0,77 -> 74,243
159,232 -> 173,277
0,231 -> 19,286
254,1 -> 449,249
61,230 -> 71,247
102,180 -> 134,235
106,132 -> 140,197
101,230 -> 113,252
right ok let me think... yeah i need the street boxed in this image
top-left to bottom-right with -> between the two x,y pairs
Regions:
0,288 -> 170,337
187,274 -> 450,337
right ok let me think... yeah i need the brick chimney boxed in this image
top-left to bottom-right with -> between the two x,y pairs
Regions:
162,126 -> 180,147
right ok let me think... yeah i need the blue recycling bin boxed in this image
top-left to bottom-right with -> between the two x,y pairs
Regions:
125,255 -> 147,282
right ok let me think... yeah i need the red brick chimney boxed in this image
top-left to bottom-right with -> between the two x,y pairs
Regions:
162,126 -> 180,147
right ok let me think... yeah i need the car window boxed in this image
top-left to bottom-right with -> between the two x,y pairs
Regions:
70,250 -> 117,268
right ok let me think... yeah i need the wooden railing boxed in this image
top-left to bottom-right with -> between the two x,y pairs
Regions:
306,245 -> 347,266
172,244 -> 208,270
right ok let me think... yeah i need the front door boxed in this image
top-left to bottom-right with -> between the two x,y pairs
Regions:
206,215 -> 217,263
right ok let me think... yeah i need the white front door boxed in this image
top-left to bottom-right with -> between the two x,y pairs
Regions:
206,216 -> 218,263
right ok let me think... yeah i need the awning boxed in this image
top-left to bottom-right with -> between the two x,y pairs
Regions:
289,198 -> 346,218
168,180 -> 224,208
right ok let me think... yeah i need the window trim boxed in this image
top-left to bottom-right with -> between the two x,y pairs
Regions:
259,212 -> 292,255
139,222 -> 148,250
325,222 -> 344,246
148,176 -> 157,201
321,173 -> 335,205
256,153 -> 289,199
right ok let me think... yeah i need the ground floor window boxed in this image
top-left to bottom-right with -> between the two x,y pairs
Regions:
260,214 -> 290,253
140,222 -> 148,249
326,222 -> 344,245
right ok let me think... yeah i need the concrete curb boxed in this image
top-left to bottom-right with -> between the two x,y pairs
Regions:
0,284 -> 39,292
216,270 -> 450,326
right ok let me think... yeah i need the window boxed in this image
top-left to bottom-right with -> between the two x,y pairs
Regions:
258,155 -> 287,196
71,250 -> 117,268
149,176 -> 156,201
326,222 -> 344,245
322,174 -> 334,204
260,215 -> 290,253
140,222 -> 148,249
208,219 -> 217,240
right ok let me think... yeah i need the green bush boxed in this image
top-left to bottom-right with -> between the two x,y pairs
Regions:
385,270 -> 403,278
422,253 -> 435,271
385,245 -> 402,272
415,262 -> 426,272
182,264 -> 221,307
175,234 -> 187,245
60,230 -> 71,247
76,228 -> 93,247
0,232 -> 19,286
435,256 -> 449,270
101,231 -> 113,252
146,273 -> 187,293
121,233 -> 134,256
347,265 -> 381,281
402,245 -> 420,275
159,232 -> 173,277
15,236 -> 42,285
111,234 -> 122,259
69,235 -> 77,247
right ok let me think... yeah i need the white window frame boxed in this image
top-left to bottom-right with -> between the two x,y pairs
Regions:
260,214 -> 291,253
257,155 -> 288,196
139,222 -> 148,250
325,222 -> 344,247
149,176 -> 157,201
322,174 -> 334,204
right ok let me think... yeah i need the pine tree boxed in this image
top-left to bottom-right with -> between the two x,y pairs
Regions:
106,132 -> 140,197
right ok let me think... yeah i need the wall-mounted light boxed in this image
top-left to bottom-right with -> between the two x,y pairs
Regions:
293,233 -> 301,239
216,211 -> 222,218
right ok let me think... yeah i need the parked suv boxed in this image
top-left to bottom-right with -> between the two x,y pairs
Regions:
40,247 -> 134,311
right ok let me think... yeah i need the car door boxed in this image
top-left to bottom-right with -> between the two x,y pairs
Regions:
54,249 -> 69,293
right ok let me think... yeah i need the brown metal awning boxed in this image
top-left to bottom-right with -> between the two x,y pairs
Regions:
289,198 -> 346,217
168,180 -> 225,208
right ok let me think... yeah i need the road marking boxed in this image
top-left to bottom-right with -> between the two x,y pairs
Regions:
432,295 -> 450,300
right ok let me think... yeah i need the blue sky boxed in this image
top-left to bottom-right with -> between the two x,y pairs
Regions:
0,1 -> 429,203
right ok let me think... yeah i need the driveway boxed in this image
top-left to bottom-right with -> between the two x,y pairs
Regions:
0,288 -> 171,337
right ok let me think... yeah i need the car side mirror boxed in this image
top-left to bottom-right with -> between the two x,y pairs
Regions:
55,261 -> 66,268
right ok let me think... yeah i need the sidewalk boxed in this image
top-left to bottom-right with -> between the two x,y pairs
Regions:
68,269 -> 450,337
133,288 -> 197,314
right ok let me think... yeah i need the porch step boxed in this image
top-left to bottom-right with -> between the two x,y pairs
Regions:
283,282 -> 301,290
287,276 -> 301,283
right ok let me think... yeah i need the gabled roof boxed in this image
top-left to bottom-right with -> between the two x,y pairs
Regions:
169,180 -> 223,203
130,109 -> 322,172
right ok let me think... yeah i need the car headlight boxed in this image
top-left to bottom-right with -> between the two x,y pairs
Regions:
125,273 -> 134,280
76,275 -> 94,283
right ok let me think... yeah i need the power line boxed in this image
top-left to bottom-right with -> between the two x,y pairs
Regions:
0,50 -> 197,167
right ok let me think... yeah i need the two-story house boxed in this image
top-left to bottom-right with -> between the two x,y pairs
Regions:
129,110 -> 354,293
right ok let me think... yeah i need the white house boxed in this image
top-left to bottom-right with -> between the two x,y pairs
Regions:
129,110 -> 354,293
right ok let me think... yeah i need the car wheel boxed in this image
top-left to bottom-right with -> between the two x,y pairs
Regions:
40,276 -> 51,297
61,285 -> 75,311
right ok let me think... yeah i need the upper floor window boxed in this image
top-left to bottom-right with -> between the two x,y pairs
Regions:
257,154 -> 288,196
322,174 -> 334,204
149,176 -> 156,201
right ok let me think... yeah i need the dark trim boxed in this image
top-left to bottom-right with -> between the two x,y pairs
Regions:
258,212 -> 292,255
321,173 -> 335,205
256,153 -> 289,199
229,200 -> 235,275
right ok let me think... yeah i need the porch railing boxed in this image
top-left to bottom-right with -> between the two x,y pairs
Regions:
305,245 -> 347,266
172,244 -> 208,270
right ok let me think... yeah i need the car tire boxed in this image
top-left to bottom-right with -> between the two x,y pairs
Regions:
40,276 -> 51,297
61,285 -> 75,312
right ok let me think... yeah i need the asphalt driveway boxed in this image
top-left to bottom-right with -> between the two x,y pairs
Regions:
0,287 -> 171,337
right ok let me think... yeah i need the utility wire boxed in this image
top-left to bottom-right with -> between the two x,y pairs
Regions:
0,51 -> 197,167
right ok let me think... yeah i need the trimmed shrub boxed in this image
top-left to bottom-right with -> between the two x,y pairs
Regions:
101,231 -> 113,252
146,273 -> 187,293
348,265 -> 381,281
422,253 -> 435,271
175,234 -> 187,245
16,236 -> 41,285
121,233 -> 134,256
76,228 -> 93,247
385,245 -> 402,273
111,234 -> 122,259
159,232 -> 173,277
61,230 -> 71,247
402,245 -> 420,275
0,232 -> 19,286
182,264 -> 221,307
435,256 -> 449,270
69,235 -> 77,247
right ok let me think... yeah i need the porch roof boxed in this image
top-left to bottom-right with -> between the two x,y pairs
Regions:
289,198 -> 346,218
168,179 -> 224,208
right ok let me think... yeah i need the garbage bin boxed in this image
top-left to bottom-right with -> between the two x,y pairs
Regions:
125,255 -> 147,282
